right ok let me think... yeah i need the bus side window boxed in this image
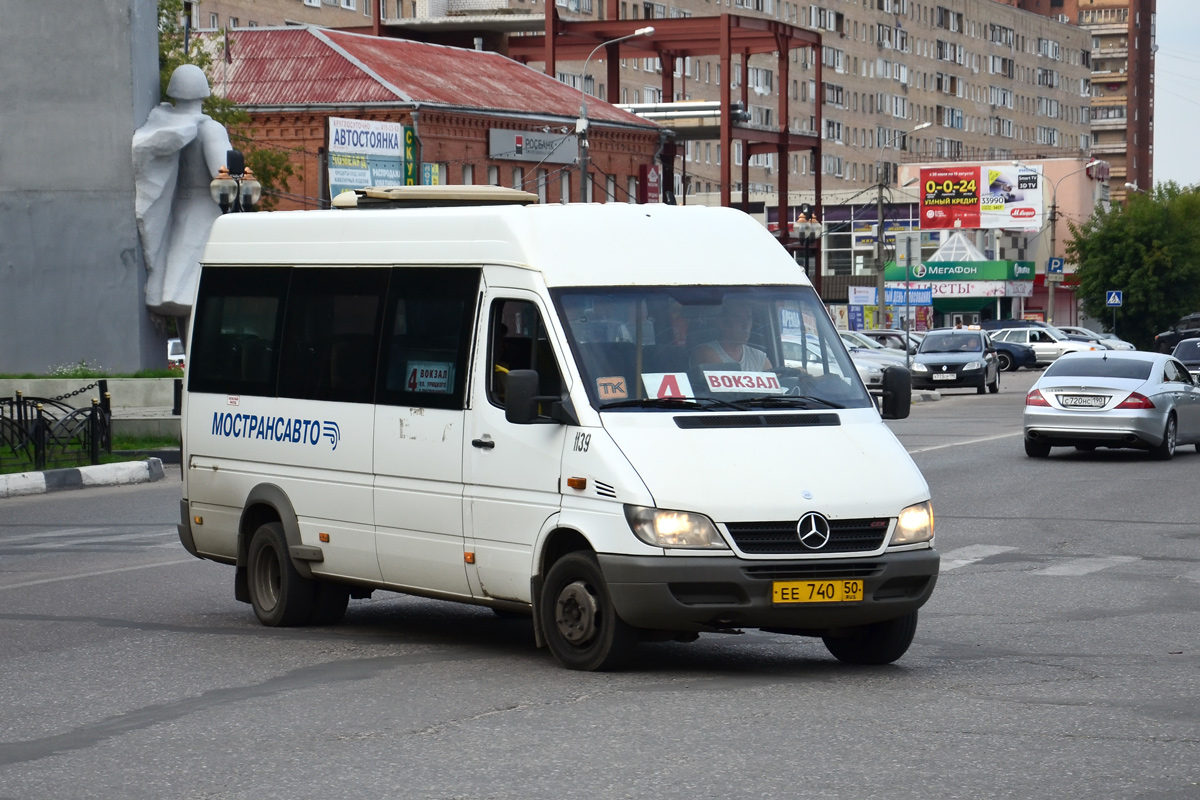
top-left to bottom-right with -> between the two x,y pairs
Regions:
376,267 -> 481,410
187,267 -> 289,397
487,299 -> 563,408
276,268 -> 389,404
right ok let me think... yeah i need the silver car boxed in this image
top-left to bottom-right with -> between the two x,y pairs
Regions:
1057,325 -> 1135,351
990,326 -> 1101,365
1023,351 -> 1200,459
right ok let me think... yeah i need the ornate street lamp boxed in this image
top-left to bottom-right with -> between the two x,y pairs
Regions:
210,149 -> 262,213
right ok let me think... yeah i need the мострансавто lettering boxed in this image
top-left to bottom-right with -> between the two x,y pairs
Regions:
210,412 -> 341,450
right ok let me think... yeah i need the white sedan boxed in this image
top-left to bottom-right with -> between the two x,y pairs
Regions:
989,326 -> 1101,365
1023,351 -> 1200,459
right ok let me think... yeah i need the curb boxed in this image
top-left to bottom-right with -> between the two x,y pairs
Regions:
0,458 -> 165,500
911,390 -> 941,403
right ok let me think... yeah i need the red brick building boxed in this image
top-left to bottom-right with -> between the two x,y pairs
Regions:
213,26 -> 663,208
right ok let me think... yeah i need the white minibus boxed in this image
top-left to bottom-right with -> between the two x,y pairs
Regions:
177,189 -> 938,670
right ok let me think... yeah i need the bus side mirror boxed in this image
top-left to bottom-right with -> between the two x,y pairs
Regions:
880,366 -> 912,420
505,370 -> 541,424
504,370 -> 578,426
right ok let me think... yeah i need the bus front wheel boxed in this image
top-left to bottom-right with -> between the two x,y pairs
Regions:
540,552 -> 636,671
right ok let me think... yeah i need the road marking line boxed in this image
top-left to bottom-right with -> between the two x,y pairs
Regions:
0,559 -> 195,591
1036,556 -> 1139,576
941,545 -> 1017,571
909,431 -> 1024,454
17,531 -> 176,549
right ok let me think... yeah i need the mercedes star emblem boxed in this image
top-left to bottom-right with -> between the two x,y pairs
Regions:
796,512 -> 832,550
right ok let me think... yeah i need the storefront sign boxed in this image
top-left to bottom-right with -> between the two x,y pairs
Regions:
327,117 -> 408,198
885,287 -> 934,306
920,165 -> 1043,231
889,281 -> 1023,298
884,260 -> 1034,282
488,129 -> 579,165
848,286 -> 877,306
1006,281 -> 1034,297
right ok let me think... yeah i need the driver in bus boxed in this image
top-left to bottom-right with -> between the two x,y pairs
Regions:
691,300 -> 773,371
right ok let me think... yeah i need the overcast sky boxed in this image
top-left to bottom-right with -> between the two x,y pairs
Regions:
1150,0 -> 1200,189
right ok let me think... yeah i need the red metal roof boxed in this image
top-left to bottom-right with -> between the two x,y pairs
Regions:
217,27 -> 655,127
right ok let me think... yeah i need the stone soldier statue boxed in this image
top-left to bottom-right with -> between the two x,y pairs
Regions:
132,64 -> 232,334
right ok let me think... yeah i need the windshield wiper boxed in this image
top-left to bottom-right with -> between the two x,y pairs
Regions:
736,395 -> 844,409
600,396 -> 748,411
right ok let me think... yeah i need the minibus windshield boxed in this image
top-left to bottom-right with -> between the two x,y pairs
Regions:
553,285 -> 875,412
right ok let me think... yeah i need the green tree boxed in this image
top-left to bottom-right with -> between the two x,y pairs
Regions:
1067,182 -> 1200,349
156,0 -> 293,210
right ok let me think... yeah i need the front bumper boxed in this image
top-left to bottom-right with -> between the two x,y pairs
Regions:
911,370 -> 985,390
597,549 -> 939,633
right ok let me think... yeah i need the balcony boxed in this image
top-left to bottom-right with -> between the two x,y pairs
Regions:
1089,141 -> 1128,155
1090,117 -> 1128,130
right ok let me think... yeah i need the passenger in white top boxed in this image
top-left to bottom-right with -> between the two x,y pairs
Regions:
692,301 -> 773,371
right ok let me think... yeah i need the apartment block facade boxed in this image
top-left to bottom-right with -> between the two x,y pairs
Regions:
587,0 -> 1093,202
180,0 -> 376,31
998,0 -> 1155,203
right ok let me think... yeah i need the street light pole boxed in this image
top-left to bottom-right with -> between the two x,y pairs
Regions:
1018,158 -> 1097,326
577,26 -> 655,203
873,122 -> 930,329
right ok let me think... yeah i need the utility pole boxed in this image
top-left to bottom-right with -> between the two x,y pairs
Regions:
1047,199 -> 1057,325
875,173 -> 887,329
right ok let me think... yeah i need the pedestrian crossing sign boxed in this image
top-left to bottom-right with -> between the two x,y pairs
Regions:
1106,291 -> 1123,307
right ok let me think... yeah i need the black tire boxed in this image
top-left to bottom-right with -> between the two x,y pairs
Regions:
540,552 -> 636,671
996,351 -> 1014,372
1025,438 -> 1051,458
310,582 -> 350,625
246,522 -> 315,626
988,372 -> 1000,393
823,612 -> 918,665
1151,414 -> 1177,461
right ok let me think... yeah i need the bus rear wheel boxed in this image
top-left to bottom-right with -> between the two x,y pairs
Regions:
247,522 -> 315,627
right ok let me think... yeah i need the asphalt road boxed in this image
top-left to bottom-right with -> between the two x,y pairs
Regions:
1,369 -> 1197,799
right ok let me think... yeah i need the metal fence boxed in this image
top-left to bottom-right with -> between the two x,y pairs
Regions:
0,382 -> 112,473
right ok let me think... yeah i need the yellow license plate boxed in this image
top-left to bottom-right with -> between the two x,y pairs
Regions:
772,579 -> 864,603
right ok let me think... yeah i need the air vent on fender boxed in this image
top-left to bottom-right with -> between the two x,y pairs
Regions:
594,480 -> 617,498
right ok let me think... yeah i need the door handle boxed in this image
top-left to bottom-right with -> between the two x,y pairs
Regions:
472,438 -> 495,449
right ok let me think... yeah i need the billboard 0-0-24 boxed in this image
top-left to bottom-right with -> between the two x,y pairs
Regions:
919,165 -> 1042,231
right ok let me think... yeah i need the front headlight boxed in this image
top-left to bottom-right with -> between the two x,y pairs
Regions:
963,360 -> 984,371
910,362 -> 929,373
624,505 -> 729,549
892,501 -> 934,545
